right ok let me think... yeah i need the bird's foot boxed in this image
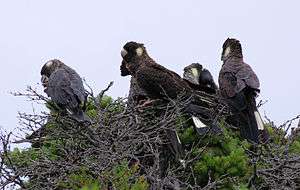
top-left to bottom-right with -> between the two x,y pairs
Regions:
136,99 -> 158,112
138,99 -> 157,107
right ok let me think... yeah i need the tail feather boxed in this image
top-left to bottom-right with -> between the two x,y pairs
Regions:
230,89 -> 262,144
192,116 -> 209,135
185,103 -> 221,136
192,116 -> 207,129
232,102 -> 269,144
192,116 -> 221,135
239,105 -> 259,143
254,111 -> 264,130
254,110 -> 270,143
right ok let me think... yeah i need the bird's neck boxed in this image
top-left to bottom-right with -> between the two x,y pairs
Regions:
223,56 -> 243,65
130,56 -> 155,75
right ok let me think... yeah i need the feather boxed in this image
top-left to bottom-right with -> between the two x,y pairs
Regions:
192,116 -> 207,129
41,60 -> 89,123
219,39 -> 265,143
254,111 -> 264,130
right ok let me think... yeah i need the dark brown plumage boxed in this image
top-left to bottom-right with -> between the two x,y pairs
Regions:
121,42 -> 188,169
121,42 -> 190,100
121,41 -> 220,139
219,38 -> 267,143
120,60 -> 148,108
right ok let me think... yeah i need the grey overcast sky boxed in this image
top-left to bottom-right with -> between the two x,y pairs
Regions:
0,0 -> 299,133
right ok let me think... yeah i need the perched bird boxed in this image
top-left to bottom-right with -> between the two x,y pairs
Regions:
182,63 -> 221,135
121,42 -> 219,139
120,60 -> 148,108
219,38 -> 267,143
41,59 -> 89,122
183,63 -> 217,94
121,42 -> 190,100
121,42 -> 186,166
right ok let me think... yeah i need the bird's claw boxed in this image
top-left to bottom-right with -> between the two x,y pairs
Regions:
136,99 -> 158,112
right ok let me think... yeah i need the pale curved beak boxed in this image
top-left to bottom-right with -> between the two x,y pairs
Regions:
121,48 -> 127,58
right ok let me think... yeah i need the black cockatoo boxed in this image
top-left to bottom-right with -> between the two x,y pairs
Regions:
183,63 -> 218,94
219,38 -> 267,143
120,42 -> 220,158
120,42 -> 186,163
182,63 -> 221,135
121,42 -> 189,100
41,59 -> 89,122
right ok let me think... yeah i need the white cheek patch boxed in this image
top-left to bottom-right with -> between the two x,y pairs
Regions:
45,61 -> 53,67
191,68 -> 199,77
224,46 -> 231,57
136,47 -> 143,56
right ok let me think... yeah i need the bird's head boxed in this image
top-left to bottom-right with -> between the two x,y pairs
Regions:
41,59 -> 64,77
40,59 -> 65,90
221,38 -> 243,61
121,42 -> 147,73
183,63 -> 203,85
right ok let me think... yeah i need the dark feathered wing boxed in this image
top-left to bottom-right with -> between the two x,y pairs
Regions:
219,72 -> 238,98
219,61 -> 260,98
135,64 -> 189,99
199,69 -> 218,94
47,68 -> 88,121
136,63 -> 219,136
133,63 -> 187,163
47,69 -> 74,107
236,63 -> 260,91
47,69 -> 85,108
219,60 -> 265,143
